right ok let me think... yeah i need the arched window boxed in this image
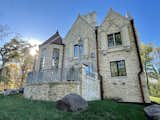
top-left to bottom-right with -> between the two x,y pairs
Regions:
74,44 -> 79,57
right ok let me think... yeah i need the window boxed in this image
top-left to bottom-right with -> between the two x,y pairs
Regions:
110,60 -> 126,77
85,64 -> 95,78
108,32 -> 122,47
52,48 -> 59,68
74,44 -> 79,57
108,34 -> 114,47
39,48 -> 46,70
74,43 -> 84,57
115,32 -> 122,45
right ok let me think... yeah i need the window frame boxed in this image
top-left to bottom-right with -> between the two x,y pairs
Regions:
110,60 -> 127,77
107,32 -> 122,48
115,32 -> 122,46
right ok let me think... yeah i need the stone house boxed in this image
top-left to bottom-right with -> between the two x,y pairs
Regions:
24,9 -> 150,103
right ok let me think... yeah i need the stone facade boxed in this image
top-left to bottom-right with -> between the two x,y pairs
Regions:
24,9 -> 150,103
98,10 -> 150,102
64,12 -> 97,71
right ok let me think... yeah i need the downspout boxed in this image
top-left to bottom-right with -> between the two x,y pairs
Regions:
130,19 -> 145,103
60,44 -> 65,81
95,26 -> 104,100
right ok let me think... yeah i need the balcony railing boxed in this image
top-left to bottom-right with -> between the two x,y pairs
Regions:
27,67 -> 81,84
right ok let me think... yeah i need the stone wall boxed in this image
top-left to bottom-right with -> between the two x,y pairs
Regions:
81,76 -> 100,101
24,82 -> 80,101
24,65 -> 101,101
81,65 -> 100,101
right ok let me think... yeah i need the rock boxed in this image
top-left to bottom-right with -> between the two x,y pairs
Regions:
144,104 -> 160,120
3,89 -> 19,96
18,88 -> 24,94
56,93 -> 88,112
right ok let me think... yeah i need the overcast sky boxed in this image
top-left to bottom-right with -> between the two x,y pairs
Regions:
0,0 -> 159,46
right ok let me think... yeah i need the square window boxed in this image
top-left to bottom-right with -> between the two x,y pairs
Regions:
107,32 -> 122,47
110,60 -> 126,77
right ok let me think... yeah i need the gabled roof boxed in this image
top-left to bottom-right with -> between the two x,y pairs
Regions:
40,31 -> 63,46
64,12 -> 97,41
101,8 -> 131,27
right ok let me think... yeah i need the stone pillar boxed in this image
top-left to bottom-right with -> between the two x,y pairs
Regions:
79,64 -> 86,96
140,72 -> 151,103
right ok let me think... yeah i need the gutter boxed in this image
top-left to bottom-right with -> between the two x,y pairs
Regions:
130,19 -> 145,103
95,26 -> 104,100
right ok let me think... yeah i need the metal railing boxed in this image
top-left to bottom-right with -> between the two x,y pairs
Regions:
27,67 -> 81,84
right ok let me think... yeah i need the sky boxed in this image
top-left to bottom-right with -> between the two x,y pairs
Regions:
0,0 -> 160,46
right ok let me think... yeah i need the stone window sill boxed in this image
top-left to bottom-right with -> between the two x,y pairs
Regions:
107,45 -> 130,53
110,76 -> 128,80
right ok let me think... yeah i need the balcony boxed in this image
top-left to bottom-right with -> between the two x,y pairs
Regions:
26,65 -> 98,85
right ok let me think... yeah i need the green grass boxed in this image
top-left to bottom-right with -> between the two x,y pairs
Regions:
150,96 -> 160,104
0,95 -> 146,120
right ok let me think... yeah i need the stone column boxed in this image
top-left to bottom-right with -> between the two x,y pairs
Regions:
79,64 -> 86,96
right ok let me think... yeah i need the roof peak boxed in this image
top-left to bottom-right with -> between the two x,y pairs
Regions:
40,31 -> 63,46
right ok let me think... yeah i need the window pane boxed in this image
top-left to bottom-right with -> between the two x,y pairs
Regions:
74,45 -> 79,57
52,48 -> 59,68
118,60 -> 126,76
85,66 -> 90,73
108,34 -> 114,47
115,32 -> 122,45
110,61 -> 118,77
85,65 -> 93,74
40,48 -> 46,70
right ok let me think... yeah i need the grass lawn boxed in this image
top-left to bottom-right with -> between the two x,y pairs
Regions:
0,95 -> 146,120
150,96 -> 160,104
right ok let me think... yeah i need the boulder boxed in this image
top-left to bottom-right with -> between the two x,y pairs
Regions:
144,104 -> 160,120
18,88 -> 24,94
3,89 -> 19,96
56,93 -> 88,112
